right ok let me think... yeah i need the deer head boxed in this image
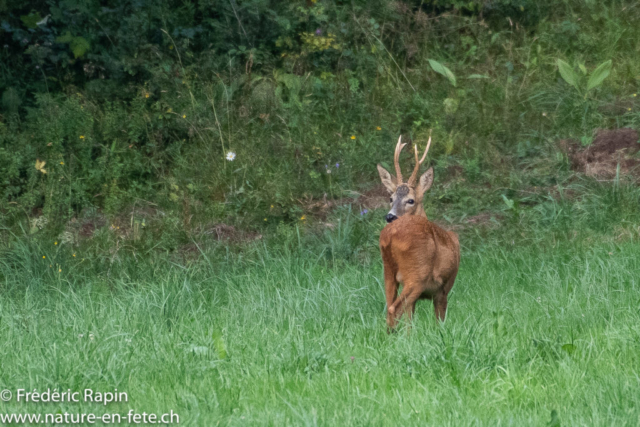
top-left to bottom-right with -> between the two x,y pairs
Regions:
377,134 -> 433,223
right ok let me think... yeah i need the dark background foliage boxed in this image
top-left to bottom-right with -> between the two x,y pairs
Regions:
1,0 -> 638,236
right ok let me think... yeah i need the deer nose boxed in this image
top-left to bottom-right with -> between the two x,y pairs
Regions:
385,213 -> 398,223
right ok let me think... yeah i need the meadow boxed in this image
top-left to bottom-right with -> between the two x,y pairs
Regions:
2,1 -> 640,425
2,177 -> 640,426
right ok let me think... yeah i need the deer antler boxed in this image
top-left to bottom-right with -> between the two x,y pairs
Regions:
407,130 -> 432,186
394,135 -> 407,184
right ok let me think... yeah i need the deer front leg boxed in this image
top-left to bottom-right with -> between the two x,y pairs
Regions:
383,266 -> 399,332
388,283 -> 423,330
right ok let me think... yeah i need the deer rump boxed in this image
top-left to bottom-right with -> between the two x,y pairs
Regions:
379,215 -> 460,324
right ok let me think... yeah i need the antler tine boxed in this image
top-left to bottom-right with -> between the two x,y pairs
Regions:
394,135 -> 406,184
407,130 -> 433,186
419,133 -> 432,164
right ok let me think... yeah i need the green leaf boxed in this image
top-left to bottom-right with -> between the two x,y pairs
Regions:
587,60 -> 612,91
55,31 -> 74,44
561,343 -> 576,354
55,33 -> 90,58
348,77 -> 360,93
578,63 -> 587,75
557,59 -> 579,90
468,74 -> 489,79
212,330 -> 228,359
428,59 -> 456,87
501,195 -> 514,210
20,12 -> 42,29
70,36 -> 90,58
580,135 -> 592,147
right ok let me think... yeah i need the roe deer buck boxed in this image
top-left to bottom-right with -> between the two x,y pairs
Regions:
377,135 -> 460,328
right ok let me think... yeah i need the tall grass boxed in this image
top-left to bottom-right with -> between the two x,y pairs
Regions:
1,182 -> 640,425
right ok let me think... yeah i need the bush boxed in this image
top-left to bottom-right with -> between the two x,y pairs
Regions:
1,0 -> 638,231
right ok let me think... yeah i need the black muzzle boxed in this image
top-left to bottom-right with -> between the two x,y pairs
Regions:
385,213 -> 397,223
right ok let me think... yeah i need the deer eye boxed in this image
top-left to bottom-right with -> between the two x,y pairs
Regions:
407,199 -> 415,204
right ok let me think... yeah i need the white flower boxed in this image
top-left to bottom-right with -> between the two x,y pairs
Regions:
326,169 -> 332,174
226,151 -> 236,161
59,231 -> 74,245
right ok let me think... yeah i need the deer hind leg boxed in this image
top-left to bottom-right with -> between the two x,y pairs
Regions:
434,274 -> 456,322
433,292 -> 448,322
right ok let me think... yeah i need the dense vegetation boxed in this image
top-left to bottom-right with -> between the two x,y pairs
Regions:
2,0 -> 638,238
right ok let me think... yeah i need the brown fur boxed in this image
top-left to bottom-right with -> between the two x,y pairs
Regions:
380,215 -> 460,328
377,136 -> 459,328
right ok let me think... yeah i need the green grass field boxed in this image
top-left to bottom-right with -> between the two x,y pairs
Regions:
2,180 -> 640,426
3,1 -> 640,425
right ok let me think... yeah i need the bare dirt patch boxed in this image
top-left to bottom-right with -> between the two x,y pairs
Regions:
445,165 -> 464,179
354,185 -> 391,211
301,185 -> 390,220
202,223 -> 262,242
464,212 -> 501,226
442,212 -> 503,232
561,128 -> 640,179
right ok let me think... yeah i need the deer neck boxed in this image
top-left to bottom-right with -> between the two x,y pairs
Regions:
415,202 -> 427,218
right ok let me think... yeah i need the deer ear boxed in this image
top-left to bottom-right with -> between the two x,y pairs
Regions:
377,164 -> 397,194
417,167 -> 434,198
